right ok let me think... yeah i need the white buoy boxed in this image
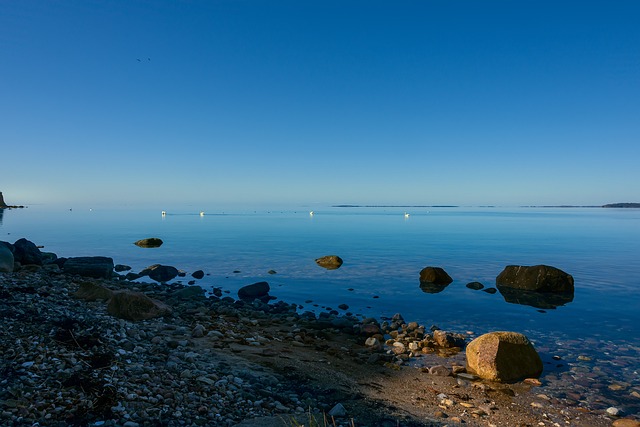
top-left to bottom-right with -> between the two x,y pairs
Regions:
404,212 -> 410,218
309,211 -> 314,216
200,211 -> 205,216
161,211 -> 166,216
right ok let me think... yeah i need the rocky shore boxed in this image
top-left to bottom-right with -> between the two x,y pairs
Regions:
1,241 -> 638,426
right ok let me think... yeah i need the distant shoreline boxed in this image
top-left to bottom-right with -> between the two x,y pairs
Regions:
333,203 -> 640,208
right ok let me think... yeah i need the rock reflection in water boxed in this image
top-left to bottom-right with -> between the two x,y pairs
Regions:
497,286 -> 574,309
419,282 -> 450,294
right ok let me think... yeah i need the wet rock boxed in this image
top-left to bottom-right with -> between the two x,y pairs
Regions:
238,281 -> 270,301
419,266 -> 453,285
134,237 -> 163,248
63,256 -> 114,279
466,281 -> 484,290
466,331 -> 543,382
140,264 -> 179,283
115,264 -> 132,272
315,255 -> 343,270
107,290 -> 172,321
496,265 -> 574,292
191,270 -> 205,279
170,285 -> 206,300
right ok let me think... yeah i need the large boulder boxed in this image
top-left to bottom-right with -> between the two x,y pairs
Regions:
134,238 -> 163,248
315,255 -> 343,270
63,256 -> 114,279
13,238 -> 43,265
139,264 -> 179,283
496,265 -> 574,292
466,331 -> 543,382
238,281 -> 270,301
0,242 -> 14,272
107,290 -> 172,321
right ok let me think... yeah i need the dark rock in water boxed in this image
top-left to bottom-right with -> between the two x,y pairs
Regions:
466,331 -> 543,382
0,242 -> 14,273
498,286 -> 574,309
114,264 -> 132,272
419,282 -> 449,294
496,265 -> 574,292
107,290 -> 172,321
466,281 -> 484,290
139,264 -> 179,283
63,256 -> 114,279
125,272 -> 142,281
483,287 -> 498,294
419,267 -> 453,285
134,237 -> 163,248
315,255 -> 343,270
191,270 -> 205,279
238,281 -> 270,301
13,238 -> 43,265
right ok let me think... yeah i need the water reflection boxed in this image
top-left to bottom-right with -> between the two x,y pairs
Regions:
0,208 -> 4,225
419,282 -> 450,294
497,286 -> 574,309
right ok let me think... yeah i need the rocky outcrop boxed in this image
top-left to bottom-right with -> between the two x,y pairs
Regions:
13,238 -> 43,266
139,264 -> 179,283
466,331 -> 543,382
0,192 -> 7,208
106,290 -> 172,321
496,265 -> 574,292
0,242 -> 14,272
315,255 -> 343,270
63,256 -> 114,279
238,281 -> 270,301
134,238 -> 164,248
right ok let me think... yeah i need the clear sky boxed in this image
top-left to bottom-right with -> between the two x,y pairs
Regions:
1,1 -> 639,208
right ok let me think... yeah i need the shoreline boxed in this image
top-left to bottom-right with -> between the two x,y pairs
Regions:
1,247 -> 637,426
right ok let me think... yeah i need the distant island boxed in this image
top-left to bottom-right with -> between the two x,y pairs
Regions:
333,204 -> 459,208
602,203 -> 640,208
0,191 -> 25,209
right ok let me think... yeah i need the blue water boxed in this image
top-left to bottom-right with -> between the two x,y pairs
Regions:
2,206 -> 639,339
2,205 -> 640,410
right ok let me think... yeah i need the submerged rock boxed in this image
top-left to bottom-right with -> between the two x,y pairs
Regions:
315,255 -> 343,270
466,331 -> 543,382
134,237 -> 164,248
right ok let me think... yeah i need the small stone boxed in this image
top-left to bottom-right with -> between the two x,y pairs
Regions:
328,403 -> 347,417
606,407 -> 622,416
613,419 -> 640,427
429,365 -> 451,376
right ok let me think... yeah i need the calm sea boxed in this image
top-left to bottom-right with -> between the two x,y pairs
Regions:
2,205 -> 639,410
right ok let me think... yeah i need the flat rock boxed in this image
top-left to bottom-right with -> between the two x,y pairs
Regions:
134,237 -> 163,248
63,256 -> 114,279
107,290 -> 172,321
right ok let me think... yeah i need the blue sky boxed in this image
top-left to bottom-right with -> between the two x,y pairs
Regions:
1,1 -> 639,208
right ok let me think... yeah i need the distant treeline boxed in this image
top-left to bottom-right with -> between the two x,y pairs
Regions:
602,203 -> 640,208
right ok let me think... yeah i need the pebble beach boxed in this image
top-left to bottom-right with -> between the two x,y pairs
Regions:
1,244 -> 639,427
